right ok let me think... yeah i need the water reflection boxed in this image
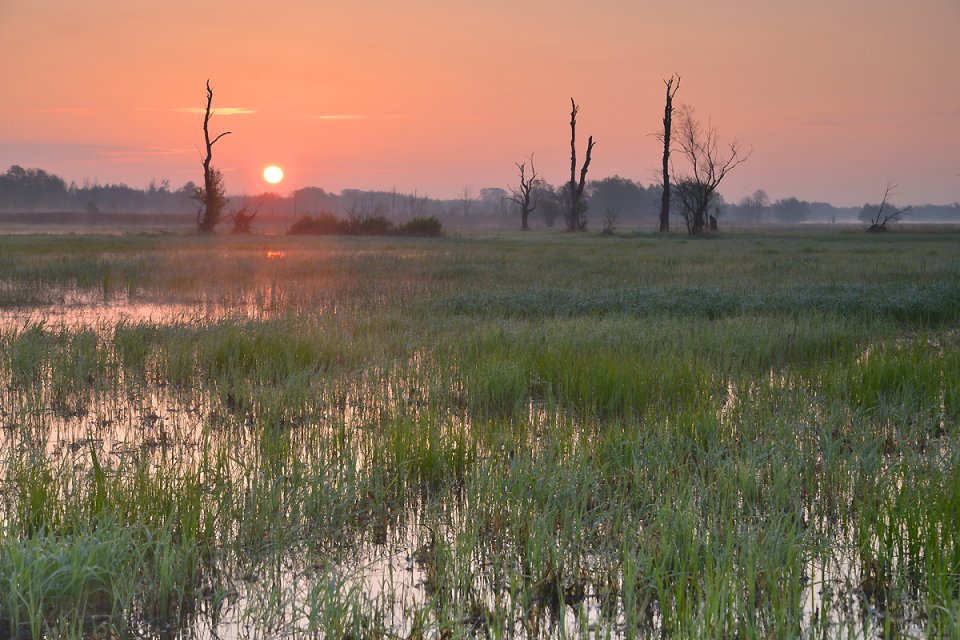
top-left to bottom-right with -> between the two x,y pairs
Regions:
0,298 -> 273,333
0,296 -> 954,638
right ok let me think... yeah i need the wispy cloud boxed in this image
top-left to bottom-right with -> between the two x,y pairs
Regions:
168,107 -> 256,115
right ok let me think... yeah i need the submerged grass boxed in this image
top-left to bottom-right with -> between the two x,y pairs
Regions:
0,230 -> 958,638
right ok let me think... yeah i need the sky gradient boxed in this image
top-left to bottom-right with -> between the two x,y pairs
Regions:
1,0 -> 958,206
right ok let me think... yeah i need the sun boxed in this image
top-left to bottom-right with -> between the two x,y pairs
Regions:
263,165 -> 284,185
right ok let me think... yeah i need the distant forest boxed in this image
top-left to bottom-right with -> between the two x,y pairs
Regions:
1,165 -> 958,228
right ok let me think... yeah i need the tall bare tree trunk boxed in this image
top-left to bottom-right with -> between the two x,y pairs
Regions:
659,75 -> 680,233
567,98 -> 595,231
198,79 -> 231,233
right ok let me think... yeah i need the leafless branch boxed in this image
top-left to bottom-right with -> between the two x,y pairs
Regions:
866,181 -> 912,231
198,79 -> 231,232
673,105 -> 750,234
508,154 -> 539,231
567,99 -> 595,231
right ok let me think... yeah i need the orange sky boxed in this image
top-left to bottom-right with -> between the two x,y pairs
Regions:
1,0 -> 958,206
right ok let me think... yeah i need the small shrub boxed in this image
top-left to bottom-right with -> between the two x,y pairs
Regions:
289,212 -> 347,235
288,213 -> 443,237
230,205 -> 258,234
601,207 -> 620,235
348,215 -> 395,236
397,216 -> 443,237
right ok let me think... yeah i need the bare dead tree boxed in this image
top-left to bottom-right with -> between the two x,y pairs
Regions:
344,193 -> 386,221
194,80 -> 232,233
674,105 -> 748,234
658,75 -> 680,232
601,206 -> 620,235
508,155 -> 539,231
865,182 -> 912,232
405,189 -> 429,217
566,98 -> 595,231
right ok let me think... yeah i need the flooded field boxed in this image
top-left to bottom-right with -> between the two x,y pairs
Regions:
0,231 -> 958,639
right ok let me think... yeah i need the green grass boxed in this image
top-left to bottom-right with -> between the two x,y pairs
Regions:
0,229 -> 957,638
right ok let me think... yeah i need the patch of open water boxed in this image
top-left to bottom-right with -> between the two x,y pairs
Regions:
0,299 -> 954,638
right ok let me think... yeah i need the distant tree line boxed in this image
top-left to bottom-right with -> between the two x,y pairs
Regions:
0,164 -> 661,226
0,165 -> 196,214
723,189 -> 960,225
2,164 -> 957,227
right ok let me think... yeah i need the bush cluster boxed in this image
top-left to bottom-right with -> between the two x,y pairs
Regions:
289,213 -> 443,237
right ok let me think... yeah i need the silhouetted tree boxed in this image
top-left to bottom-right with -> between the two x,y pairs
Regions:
674,180 -> 718,234
772,197 -> 809,224
587,176 -> 653,220
658,75 -> 680,232
508,155 -> 539,231
566,98 -> 595,231
534,181 -> 560,228
196,80 -> 231,233
0,165 -> 68,210
0,166 -> 199,214
861,182 -> 911,232
674,105 -> 747,234
738,189 -> 770,223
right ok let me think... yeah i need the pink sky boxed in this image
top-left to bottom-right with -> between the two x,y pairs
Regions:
1,0 -> 958,206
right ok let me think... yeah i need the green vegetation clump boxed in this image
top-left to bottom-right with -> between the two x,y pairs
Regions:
0,230 -> 957,638
396,215 -> 444,237
289,212 -> 443,237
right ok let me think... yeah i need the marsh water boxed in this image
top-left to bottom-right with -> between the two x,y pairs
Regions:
1,235 -> 958,639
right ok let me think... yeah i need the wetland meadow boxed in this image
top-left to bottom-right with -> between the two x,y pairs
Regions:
0,230 -> 958,639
